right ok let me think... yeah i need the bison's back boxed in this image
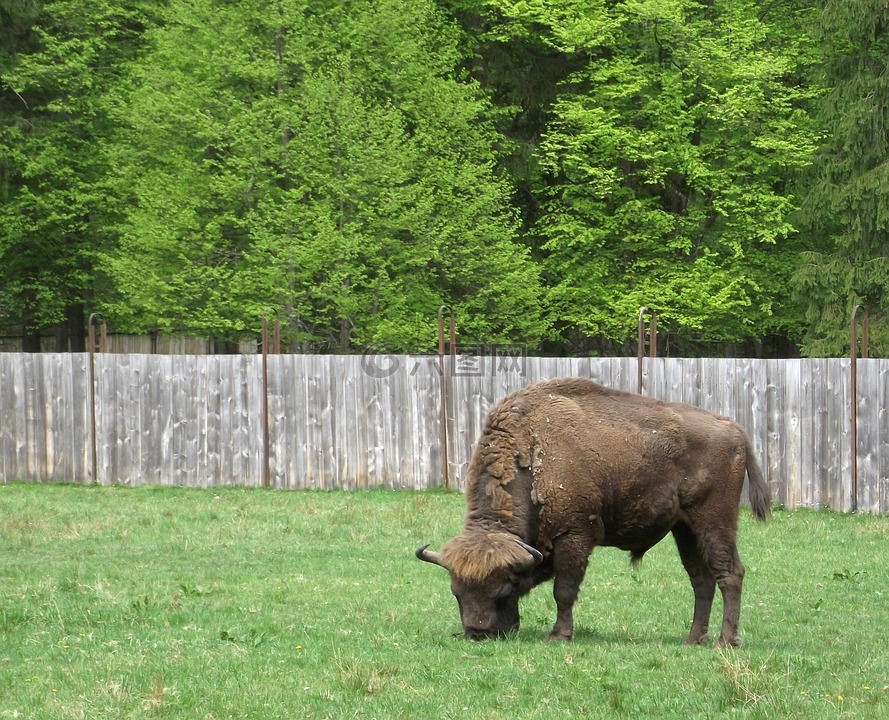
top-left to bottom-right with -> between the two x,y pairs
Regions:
481,378 -> 756,544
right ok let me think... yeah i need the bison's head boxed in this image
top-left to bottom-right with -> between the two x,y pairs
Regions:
415,532 -> 543,640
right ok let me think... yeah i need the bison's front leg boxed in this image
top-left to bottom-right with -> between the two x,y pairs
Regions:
548,535 -> 592,641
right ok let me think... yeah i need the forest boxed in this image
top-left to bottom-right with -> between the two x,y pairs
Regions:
1,0 -> 887,357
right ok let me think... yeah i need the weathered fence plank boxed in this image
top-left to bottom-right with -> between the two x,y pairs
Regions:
1,353 -> 888,513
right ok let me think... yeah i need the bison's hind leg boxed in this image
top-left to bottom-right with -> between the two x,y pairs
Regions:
689,523 -> 746,648
672,522 -> 716,646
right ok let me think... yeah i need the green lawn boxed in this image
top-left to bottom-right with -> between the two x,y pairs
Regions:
1,484 -> 887,719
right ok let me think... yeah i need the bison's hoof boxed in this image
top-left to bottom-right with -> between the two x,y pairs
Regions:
547,630 -> 573,642
683,632 -> 712,646
715,635 -> 742,648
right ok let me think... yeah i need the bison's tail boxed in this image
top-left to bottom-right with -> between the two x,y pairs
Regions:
745,439 -> 771,521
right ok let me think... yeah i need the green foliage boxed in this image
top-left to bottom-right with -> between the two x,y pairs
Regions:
2,484 -> 889,718
0,0 -> 160,347
793,0 -> 889,356
99,0 -> 545,351
487,0 -> 821,350
2,0 -> 882,356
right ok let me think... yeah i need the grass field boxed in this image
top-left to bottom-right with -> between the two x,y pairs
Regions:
1,483 -> 887,719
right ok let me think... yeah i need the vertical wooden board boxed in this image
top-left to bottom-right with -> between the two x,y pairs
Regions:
45,354 -> 70,480
203,355 -> 222,488
783,360 -> 801,510
11,354 -> 29,480
194,355 -> 208,487
333,356 -> 353,489
645,357 -> 664,401
768,360 -> 802,508
601,357 -> 620,385
424,356 -> 446,489
729,359 -> 750,440
353,355 -> 373,489
160,354 -> 178,486
306,355 -> 326,489
817,359 -> 836,509
75,354 -> 94,483
445,366 -> 466,491
364,375 -> 392,487
0,354 -> 16,481
570,357 -> 590,384
174,355 -> 197,487
386,359 -> 407,490
403,358 -> 424,488
309,355 -> 331,490
334,355 -> 355,490
404,356 -> 428,490
446,360 -> 470,490
110,353 -> 131,485
42,354 -> 59,479
765,359 -> 785,507
398,356 -> 416,489
25,354 -> 46,481
110,353 -> 128,485
210,355 -> 231,486
879,360 -> 889,514
131,354 -> 148,484
264,353 -> 281,488
322,355 -> 340,489
363,372 -> 387,489
671,358 -> 690,405
129,354 -> 147,485
235,354 -> 259,487
242,354 -> 264,488
521,356 -> 541,387
855,359 -> 880,513
166,355 -> 184,486
622,356 -> 638,394
748,360 -> 769,472
283,353 -> 304,488
868,359 -> 889,514
91,354 -> 108,485
700,357 -> 718,415
144,355 -> 168,486
64,353 -> 89,484
798,361 -> 817,509
167,355 -> 189,487
826,359 -> 849,511
686,358 -> 702,405
300,353 -> 319,490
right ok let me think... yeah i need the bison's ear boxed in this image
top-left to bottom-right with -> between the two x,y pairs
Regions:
415,544 -> 446,568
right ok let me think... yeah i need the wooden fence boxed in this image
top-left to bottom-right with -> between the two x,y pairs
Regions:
1,352 -> 887,513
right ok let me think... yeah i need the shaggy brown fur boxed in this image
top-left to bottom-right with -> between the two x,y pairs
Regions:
417,377 -> 771,645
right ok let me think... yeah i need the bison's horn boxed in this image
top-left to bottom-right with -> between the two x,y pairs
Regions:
514,540 -> 544,571
415,544 -> 445,567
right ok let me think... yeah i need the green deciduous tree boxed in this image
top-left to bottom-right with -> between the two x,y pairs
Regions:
100,0 -> 545,352
470,0 -> 820,355
0,0 -> 160,350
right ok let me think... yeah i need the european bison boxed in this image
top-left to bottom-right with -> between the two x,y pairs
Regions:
416,377 -> 770,645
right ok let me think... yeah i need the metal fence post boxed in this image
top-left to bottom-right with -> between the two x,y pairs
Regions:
261,311 -> 272,489
88,313 -> 106,484
637,307 -> 657,394
437,306 -> 456,489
